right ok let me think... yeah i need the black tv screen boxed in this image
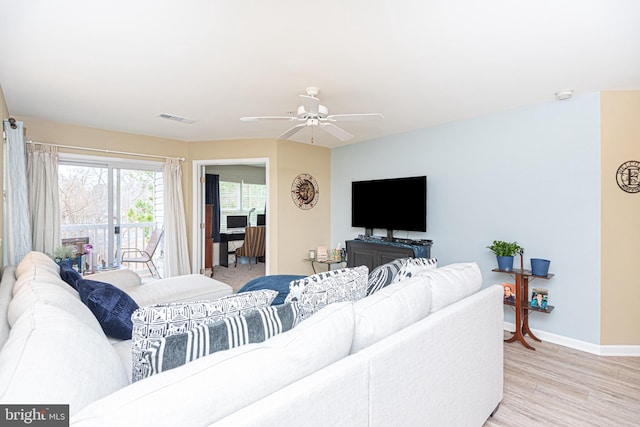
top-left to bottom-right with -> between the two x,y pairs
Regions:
351,176 -> 426,233
227,215 -> 247,229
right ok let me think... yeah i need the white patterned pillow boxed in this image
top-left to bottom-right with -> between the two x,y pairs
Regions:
393,257 -> 438,282
366,258 -> 409,295
131,289 -> 277,382
285,266 -> 368,320
140,303 -> 300,380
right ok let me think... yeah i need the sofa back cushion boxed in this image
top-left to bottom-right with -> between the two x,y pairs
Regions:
72,301 -> 356,426
8,280 -> 104,336
417,262 -> 483,313
14,251 -> 60,286
0,303 -> 129,416
0,267 -> 15,349
351,275 -> 432,354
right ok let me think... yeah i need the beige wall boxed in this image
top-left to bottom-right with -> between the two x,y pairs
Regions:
1,113 -> 332,275
275,140 -> 331,276
600,91 -> 640,345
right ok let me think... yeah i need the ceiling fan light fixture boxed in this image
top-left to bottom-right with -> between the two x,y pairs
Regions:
241,86 -> 383,142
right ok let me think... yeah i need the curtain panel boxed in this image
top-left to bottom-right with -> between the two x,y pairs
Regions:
163,158 -> 190,276
27,143 -> 61,255
205,174 -> 221,242
3,120 -> 32,265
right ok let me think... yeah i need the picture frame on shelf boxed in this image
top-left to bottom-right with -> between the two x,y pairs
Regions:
531,288 -> 548,309
502,282 -> 516,303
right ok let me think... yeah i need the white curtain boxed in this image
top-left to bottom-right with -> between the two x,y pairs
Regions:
163,158 -> 190,276
27,143 -> 60,255
3,120 -> 32,265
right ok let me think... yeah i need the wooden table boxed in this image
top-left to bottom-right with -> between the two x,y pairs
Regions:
493,268 -> 554,350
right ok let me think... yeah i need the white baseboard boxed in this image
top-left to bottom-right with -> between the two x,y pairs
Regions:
503,322 -> 640,356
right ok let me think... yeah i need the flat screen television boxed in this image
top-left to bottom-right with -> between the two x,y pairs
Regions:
351,176 -> 426,237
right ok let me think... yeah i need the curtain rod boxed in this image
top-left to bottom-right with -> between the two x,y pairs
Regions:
26,140 -> 185,162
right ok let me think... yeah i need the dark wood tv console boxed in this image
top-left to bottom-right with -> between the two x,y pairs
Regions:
345,239 -> 433,271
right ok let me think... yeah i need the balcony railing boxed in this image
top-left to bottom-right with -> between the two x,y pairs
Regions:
61,222 -> 163,277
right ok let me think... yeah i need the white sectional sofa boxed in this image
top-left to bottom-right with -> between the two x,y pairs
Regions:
0,251 -> 503,426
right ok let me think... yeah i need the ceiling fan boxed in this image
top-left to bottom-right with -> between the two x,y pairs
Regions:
240,87 -> 383,142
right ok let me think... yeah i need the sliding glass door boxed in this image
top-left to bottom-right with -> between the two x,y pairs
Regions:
58,156 -> 163,275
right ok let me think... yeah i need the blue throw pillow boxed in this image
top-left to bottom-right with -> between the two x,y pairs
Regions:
237,275 -> 306,305
59,261 -> 82,290
76,279 -> 139,340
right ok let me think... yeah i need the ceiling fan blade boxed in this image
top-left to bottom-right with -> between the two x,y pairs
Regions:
326,113 -> 384,122
240,116 -> 297,122
299,95 -> 320,115
277,123 -> 307,140
319,122 -> 354,141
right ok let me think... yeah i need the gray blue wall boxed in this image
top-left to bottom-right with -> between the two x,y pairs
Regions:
331,93 -> 601,344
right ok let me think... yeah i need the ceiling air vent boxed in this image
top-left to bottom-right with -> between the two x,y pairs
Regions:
157,113 -> 197,124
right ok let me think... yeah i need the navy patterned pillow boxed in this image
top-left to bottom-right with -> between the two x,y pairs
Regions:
140,303 -> 299,380
367,258 -> 410,295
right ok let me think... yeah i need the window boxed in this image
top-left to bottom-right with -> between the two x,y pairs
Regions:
219,180 -> 266,229
57,155 -> 163,274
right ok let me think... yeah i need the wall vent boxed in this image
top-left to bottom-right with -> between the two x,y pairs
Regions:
157,113 -> 197,124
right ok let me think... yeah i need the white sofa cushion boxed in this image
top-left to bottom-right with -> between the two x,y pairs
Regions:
88,269 -> 142,290
8,280 -> 104,335
0,303 -> 129,415
125,274 -> 232,307
0,267 -> 16,349
351,275 -> 432,353
72,301 -> 356,426
417,262 -> 483,313
14,251 -> 60,280
285,266 -> 368,320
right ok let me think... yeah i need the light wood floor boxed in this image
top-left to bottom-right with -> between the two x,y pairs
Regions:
484,332 -> 640,426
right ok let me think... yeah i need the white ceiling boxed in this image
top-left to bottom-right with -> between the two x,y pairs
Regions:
1,0 -> 639,148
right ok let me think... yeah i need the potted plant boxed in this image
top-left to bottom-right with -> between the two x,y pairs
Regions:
51,245 -> 78,267
487,240 -> 522,272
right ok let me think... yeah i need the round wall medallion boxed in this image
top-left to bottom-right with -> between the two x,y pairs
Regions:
291,173 -> 319,209
616,160 -> 640,193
